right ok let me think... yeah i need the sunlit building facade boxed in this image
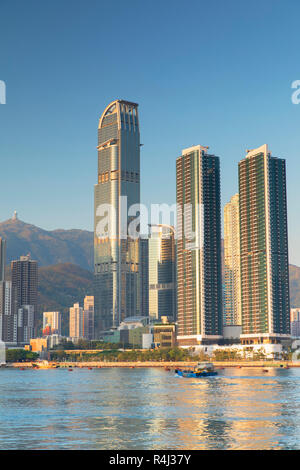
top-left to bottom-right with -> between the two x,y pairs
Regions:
239,144 -> 290,343
83,295 -> 94,340
176,145 -> 223,346
69,302 -> 83,339
224,194 -> 242,326
94,100 -> 140,334
43,311 -> 61,335
148,225 -> 176,321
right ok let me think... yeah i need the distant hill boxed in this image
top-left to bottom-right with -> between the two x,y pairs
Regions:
36,262 -> 300,336
0,218 -> 93,270
38,263 -> 94,335
2,217 -> 300,331
221,242 -> 300,308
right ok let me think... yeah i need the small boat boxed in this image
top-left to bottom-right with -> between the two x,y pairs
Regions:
33,360 -> 57,370
175,362 -> 218,378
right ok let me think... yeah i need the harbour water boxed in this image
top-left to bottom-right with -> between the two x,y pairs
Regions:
0,366 -> 300,450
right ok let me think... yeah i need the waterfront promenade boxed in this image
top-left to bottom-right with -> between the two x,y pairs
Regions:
7,360 -> 298,368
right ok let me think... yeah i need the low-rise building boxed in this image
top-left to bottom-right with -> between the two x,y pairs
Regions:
29,337 -> 48,353
153,317 -> 176,348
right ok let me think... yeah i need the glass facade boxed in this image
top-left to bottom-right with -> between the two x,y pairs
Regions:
176,145 -> 223,345
94,100 -> 140,334
138,238 -> 149,317
239,145 -> 290,341
148,225 -> 176,321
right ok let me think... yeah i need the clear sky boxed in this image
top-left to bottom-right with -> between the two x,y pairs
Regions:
1,0 -> 300,262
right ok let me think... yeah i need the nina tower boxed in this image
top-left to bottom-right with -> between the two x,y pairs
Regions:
94,100 -> 140,334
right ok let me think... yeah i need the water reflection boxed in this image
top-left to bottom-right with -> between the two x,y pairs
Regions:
0,367 -> 299,449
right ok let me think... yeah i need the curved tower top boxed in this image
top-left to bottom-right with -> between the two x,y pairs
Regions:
98,99 -> 139,132
94,99 -> 141,333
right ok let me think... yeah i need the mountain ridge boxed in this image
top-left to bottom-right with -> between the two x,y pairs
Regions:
38,263 -> 94,335
1,218 -> 300,319
0,218 -> 93,270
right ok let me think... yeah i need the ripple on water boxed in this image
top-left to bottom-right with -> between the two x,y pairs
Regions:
0,367 -> 300,449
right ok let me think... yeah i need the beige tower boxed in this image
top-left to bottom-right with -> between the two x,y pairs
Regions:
83,296 -> 94,340
69,303 -> 83,339
224,194 -> 242,326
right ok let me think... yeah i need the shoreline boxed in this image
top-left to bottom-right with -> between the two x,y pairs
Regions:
5,360 -> 299,369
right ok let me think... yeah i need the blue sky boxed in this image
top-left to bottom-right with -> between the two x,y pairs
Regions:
1,0 -> 300,262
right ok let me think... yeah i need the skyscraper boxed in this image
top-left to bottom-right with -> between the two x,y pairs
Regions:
0,279 -> 13,342
83,295 -> 94,340
17,305 -> 34,343
11,255 -> 38,342
94,100 -> 140,334
0,238 -> 12,342
69,302 -> 83,339
138,238 -> 149,318
176,145 -> 223,346
238,144 -> 290,343
224,194 -> 242,326
0,238 -> 6,282
43,311 -> 62,335
148,225 -> 176,321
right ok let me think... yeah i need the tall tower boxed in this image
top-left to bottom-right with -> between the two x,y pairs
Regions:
11,255 -> 38,316
224,194 -> 242,326
148,225 -> 176,321
176,145 -> 223,346
238,144 -> 290,343
83,296 -> 94,340
0,239 -> 13,342
69,303 -> 83,339
139,238 -> 149,317
0,238 -> 6,282
94,100 -> 140,334
11,255 -> 38,342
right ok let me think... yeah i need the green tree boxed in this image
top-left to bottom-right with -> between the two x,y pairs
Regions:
6,349 -> 39,362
